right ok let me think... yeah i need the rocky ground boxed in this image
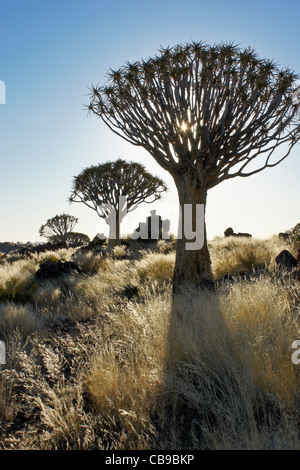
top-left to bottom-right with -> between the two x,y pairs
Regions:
0,242 -> 41,254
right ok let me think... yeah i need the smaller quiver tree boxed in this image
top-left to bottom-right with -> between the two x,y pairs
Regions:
69,159 -> 167,248
39,214 -> 78,244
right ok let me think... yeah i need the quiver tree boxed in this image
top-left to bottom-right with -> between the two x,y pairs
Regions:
39,214 -> 78,244
69,159 -> 167,247
87,41 -> 300,290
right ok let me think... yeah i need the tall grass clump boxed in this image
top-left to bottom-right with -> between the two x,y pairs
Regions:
0,258 -> 37,302
134,252 -> 175,285
210,236 -> 295,279
0,303 -> 42,339
220,278 -> 300,404
72,250 -> 113,275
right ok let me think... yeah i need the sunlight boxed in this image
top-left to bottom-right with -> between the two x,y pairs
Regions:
181,122 -> 188,132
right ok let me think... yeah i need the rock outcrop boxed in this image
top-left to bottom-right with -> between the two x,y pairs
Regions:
275,250 -> 298,271
224,227 -> 252,238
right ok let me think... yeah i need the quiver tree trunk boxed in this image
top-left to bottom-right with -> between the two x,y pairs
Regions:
107,208 -> 121,250
173,172 -> 214,292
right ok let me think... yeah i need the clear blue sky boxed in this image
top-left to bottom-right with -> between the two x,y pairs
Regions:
0,0 -> 299,242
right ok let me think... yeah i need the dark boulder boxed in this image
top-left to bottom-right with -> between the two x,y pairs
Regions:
224,227 -> 234,237
275,250 -> 298,271
35,261 -> 83,281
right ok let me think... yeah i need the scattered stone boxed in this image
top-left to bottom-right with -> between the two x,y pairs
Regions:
275,250 -> 298,271
35,261 -> 83,281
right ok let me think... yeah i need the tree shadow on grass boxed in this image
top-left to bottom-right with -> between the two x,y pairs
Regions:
152,286 -> 257,450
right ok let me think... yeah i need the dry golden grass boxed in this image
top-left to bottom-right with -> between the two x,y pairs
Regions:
222,278 -> 300,404
210,235 -> 295,279
134,252 -> 175,284
0,235 -> 300,449
111,244 -> 128,259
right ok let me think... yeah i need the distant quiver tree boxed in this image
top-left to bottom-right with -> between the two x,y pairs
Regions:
39,214 -> 78,244
69,159 -> 167,247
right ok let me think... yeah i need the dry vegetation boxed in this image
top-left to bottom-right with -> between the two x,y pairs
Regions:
0,236 -> 300,449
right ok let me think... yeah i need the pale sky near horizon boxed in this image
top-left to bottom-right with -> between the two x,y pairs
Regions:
0,0 -> 299,243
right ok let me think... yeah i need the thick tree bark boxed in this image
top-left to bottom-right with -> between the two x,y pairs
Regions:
173,172 -> 214,292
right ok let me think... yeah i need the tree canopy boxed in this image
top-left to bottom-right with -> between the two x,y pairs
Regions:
87,42 -> 299,186
69,159 -> 167,213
